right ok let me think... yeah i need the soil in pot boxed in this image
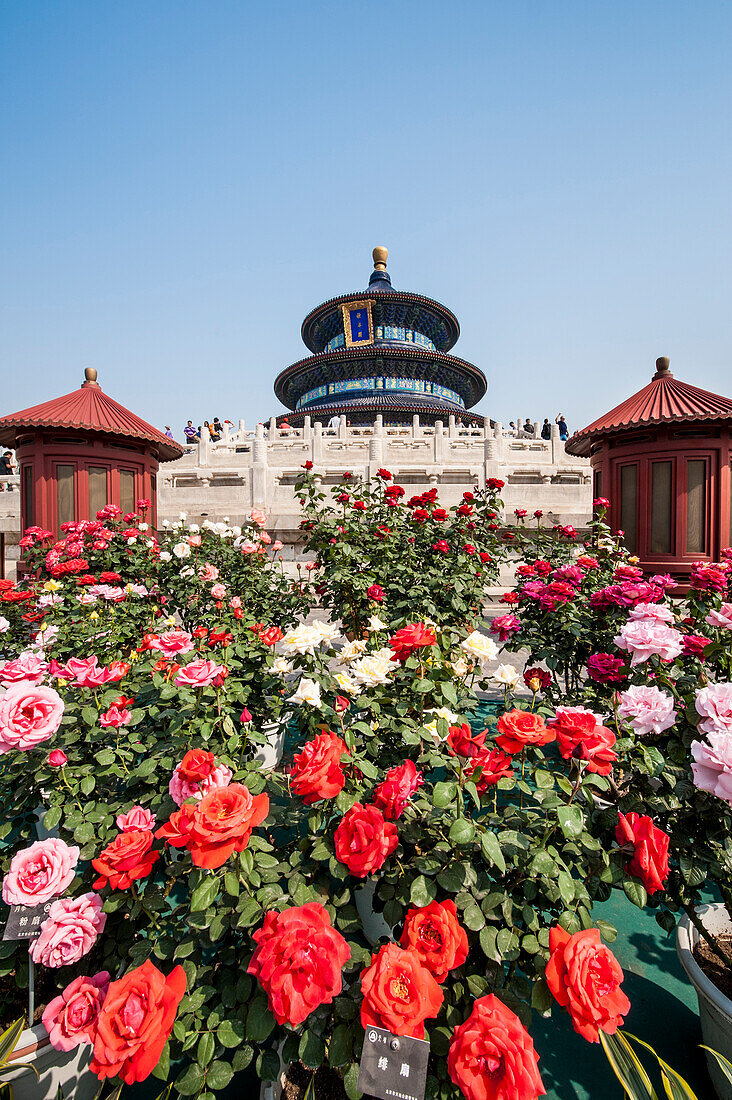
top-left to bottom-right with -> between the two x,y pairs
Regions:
694,935 -> 732,1001
282,1062 -> 347,1100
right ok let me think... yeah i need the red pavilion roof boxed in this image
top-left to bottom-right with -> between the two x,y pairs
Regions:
566,359 -> 732,457
0,370 -> 183,461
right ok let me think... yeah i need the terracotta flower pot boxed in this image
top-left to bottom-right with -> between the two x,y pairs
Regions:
677,904 -> 732,1100
4,1023 -> 99,1100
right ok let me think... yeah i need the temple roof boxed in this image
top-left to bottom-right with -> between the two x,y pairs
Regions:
0,369 -> 183,462
566,358 -> 732,457
275,345 -> 487,409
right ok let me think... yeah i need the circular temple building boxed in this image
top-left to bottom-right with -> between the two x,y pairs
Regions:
273,247 -> 487,427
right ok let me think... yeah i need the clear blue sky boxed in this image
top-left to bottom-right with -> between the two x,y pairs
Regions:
2,1 -> 730,438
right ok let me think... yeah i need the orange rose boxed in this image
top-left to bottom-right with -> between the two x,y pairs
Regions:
495,709 -> 555,754
400,900 -> 468,982
157,784 -> 269,869
361,943 -> 443,1038
91,960 -> 186,1084
545,925 -> 630,1042
290,730 -> 349,804
91,830 -> 160,891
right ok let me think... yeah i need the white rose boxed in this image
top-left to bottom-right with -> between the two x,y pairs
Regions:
460,631 -> 499,664
179,512 -> 187,520
173,542 -> 191,559
0,617 -> 9,633
127,537 -> 137,545
180,567 -> 194,578
336,639 -> 368,664
333,671 -> 361,696
493,664 -> 520,688
162,520 -> 169,528
188,523 -> 200,533
271,657 -> 293,675
310,620 -> 340,647
366,615 -> 387,632
139,522 -> 149,531
280,624 -> 323,656
350,651 -> 395,688
450,656 -> 469,678
288,677 -> 322,707
159,551 -> 172,562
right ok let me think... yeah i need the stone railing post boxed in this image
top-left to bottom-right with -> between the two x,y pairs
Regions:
369,415 -> 384,467
303,415 -> 312,442
312,423 -> 323,463
269,417 -> 277,438
252,423 -> 268,508
338,416 -> 347,440
434,420 -> 445,463
448,414 -> 456,438
197,432 -> 209,467
550,423 -> 562,464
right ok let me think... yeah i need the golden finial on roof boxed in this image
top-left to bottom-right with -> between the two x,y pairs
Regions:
82,367 -> 100,388
372,246 -> 388,271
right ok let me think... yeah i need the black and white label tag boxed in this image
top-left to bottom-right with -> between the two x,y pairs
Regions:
3,901 -> 53,941
357,1025 -> 429,1100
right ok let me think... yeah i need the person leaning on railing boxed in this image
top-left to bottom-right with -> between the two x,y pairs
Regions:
0,451 -> 15,491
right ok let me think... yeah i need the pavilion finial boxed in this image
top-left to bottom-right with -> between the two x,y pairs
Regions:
653,356 -> 672,380
372,246 -> 388,271
82,367 -> 100,388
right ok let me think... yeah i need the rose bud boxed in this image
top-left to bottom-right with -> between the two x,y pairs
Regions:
48,749 -> 68,768
240,708 -> 253,724
334,695 -> 350,714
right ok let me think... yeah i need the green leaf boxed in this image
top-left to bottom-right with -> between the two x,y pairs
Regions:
174,1063 -> 206,1096
557,805 -> 584,839
480,831 -> 506,873
599,1031 -> 658,1099
197,1032 -> 215,1067
625,1033 -> 699,1099
257,1049 -> 281,1081
328,1023 -> 353,1067
623,879 -> 648,909
216,1019 -> 244,1048
409,875 -> 437,907
596,919 -> 618,944
432,782 -> 456,808
246,996 -> 275,1042
206,1060 -> 234,1090
701,1047 -> 732,1088
344,1061 -> 362,1100
449,819 -> 475,846
151,1040 -> 170,1081
190,878 -> 220,913
299,1029 -> 326,1068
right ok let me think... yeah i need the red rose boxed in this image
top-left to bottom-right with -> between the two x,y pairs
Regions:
479,551 -> 492,563
587,653 -> 626,683
464,747 -> 514,792
334,803 -> 398,877
302,461 -> 313,470
367,584 -> 384,602
177,748 -> 215,782
547,707 -> 618,776
400,900 -> 468,982
372,760 -> 423,820
448,994 -> 545,1100
248,903 -> 350,1026
523,667 -> 551,692
376,468 -> 392,480
91,960 -> 186,1084
545,925 -> 630,1042
432,540 -> 450,554
683,633 -> 711,658
334,695 -> 350,714
495,710 -> 554,754
353,500 -> 367,511
361,943 -> 443,1038
487,478 -> 505,490
290,731 -> 349,804
615,812 -> 669,895
157,784 -> 269,869
92,830 -> 160,891
448,723 -> 486,759
388,623 -> 437,662
432,508 -> 449,521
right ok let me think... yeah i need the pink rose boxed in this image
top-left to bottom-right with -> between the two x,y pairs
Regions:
489,614 -> 521,642
617,685 -> 676,736
0,683 -> 64,753
150,630 -> 194,657
707,603 -> 732,631
199,563 -> 219,582
259,532 -> 271,545
273,541 -> 283,552
240,540 -> 258,554
692,732 -> 732,804
0,651 -> 49,685
229,596 -> 242,609
211,584 -> 227,599
48,749 -> 68,767
628,602 -> 675,624
99,705 -> 132,729
2,838 -> 80,906
695,683 -> 732,737
174,659 -> 227,688
116,806 -> 157,832
168,763 -> 233,807
250,509 -> 267,528
613,619 -> 683,666
30,893 -> 106,968
43,971 -> 111,1052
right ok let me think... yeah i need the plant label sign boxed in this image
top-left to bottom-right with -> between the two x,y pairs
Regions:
357,1025 -> 429,1100
3,900 -> 53,941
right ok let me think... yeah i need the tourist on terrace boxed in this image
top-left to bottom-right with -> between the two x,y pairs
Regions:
541,418 -> 551,439
555,414 -> 569,441
0,451 -> 14,491
327,413 -> 341,432
507,421 -> 517,436
523,418 -> 535,436
164,425 -> 174,439
184,420 -> 199,443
